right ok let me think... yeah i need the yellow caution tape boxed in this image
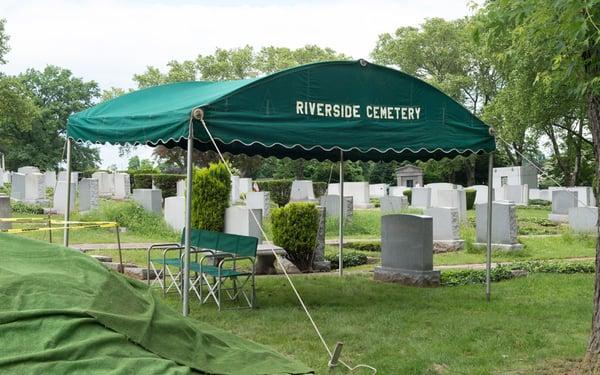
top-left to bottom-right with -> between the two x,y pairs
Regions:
0,217 -> 51,223
1,222 -> 117,234
0,218 -> 117,225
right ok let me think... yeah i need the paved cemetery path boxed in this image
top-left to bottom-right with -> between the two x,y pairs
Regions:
75,239 -> 378,251
72,243 -> 155,251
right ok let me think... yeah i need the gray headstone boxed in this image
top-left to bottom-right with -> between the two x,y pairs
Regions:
58,171 -> 79,186
475,201 -> 521,250
499,184 -> 528,205
374,214 -> 440,286
380,195 -> 408,215
17,166 -> 40,174
469,185 -> 494,205
92,172 -> 115,197
290,180 -> 316,202
425,183 -> 455,206
343,182 -> 371,208
230,175 -> 240,203
53,181 -> 76,214
313,206 -> 326,262
568,206 -> 598,233
320,195 -> 353,218
164,196 -> 185,232
437,189 -> 466,221
25,173 -> 46,203
132,188 -> 163,214
0,195 -> 12,230
411,187 -> 431,208
425,207 -> 460,241
224,206 -> 263,244
114,173 -> 131,199
246,191 -> 270,218
10,173 -> 26,201
44,171 -> 57,189
239,178 -> 253,194
79,178 -> 99,212
549,186 -> 595,207
176,179 -> 186,197
550,190 -> 578,222
369,184 -> 388,198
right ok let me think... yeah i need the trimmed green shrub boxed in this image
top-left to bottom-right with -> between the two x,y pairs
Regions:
441,266 -> 513,286
346,241 -> 381,252
0,183 -> 11,196
528,199 -> 551,207
313,182 -> 327,198
154,174 -> 185,197
12,201 -> 44,214
325,251 -> 368,269
191,163 -> 231,232
403,189 -> 412,204
271,202 -> 319,271
256,179 -> 293,207
510,260 -> 595,274
465,188 -> 476,210
131,174 -> 153,189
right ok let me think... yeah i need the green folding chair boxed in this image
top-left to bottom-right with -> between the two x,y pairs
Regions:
186,229 -> 258,310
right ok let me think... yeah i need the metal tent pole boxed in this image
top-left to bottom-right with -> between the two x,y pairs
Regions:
63,138 -> 72,247
338,150 -> 344,276
182,117 -> 194,316
486,152 -> 494,302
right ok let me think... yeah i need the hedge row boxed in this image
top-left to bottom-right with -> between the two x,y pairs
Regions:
256,179 -> 292,206
325,251 -> 369,270
130,173 -> 185,197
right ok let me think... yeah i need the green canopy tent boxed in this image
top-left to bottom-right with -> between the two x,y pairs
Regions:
66,60 -> 496,315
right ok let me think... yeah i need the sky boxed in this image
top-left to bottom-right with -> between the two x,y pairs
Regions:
0,0 -> 477,169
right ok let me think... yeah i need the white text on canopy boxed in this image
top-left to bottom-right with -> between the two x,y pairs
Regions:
295,100 -> 421,120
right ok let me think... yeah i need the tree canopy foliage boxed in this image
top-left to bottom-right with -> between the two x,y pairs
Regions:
0,20 -> 100,171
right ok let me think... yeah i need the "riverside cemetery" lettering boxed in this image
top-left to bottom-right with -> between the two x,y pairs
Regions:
295,100 -> 421,121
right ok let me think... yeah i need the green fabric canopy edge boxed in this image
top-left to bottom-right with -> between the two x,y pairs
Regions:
67,60 -> 496,162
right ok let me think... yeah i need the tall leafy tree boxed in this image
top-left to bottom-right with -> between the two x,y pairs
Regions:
477,0 -> 600,369
372,17 -> 501,185
133,45 -> 349,176
0,18 -> 9,64
17,66 -> 100,171
0,19 -> 41,170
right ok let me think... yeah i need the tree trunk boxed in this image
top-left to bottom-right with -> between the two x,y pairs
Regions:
571,118 -> 584,186
546,125 -> 572,185
582,92 -> 600,372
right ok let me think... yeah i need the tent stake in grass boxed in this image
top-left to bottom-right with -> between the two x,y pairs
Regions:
328,342 -> 344,368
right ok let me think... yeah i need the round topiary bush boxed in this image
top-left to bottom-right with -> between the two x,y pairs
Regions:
270,202 -> 319,271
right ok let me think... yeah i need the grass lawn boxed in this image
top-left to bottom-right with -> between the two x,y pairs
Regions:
434,233 -> 596,266
157,273 -> 593,374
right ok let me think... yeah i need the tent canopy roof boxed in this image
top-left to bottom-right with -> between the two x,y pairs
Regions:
68,60 -> 495,162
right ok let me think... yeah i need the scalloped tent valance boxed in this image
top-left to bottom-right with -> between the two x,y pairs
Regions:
67,60 -> 495,161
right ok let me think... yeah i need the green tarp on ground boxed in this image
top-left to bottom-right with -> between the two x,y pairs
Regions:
68,60 -> 495,162
0,234 -> 312,375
